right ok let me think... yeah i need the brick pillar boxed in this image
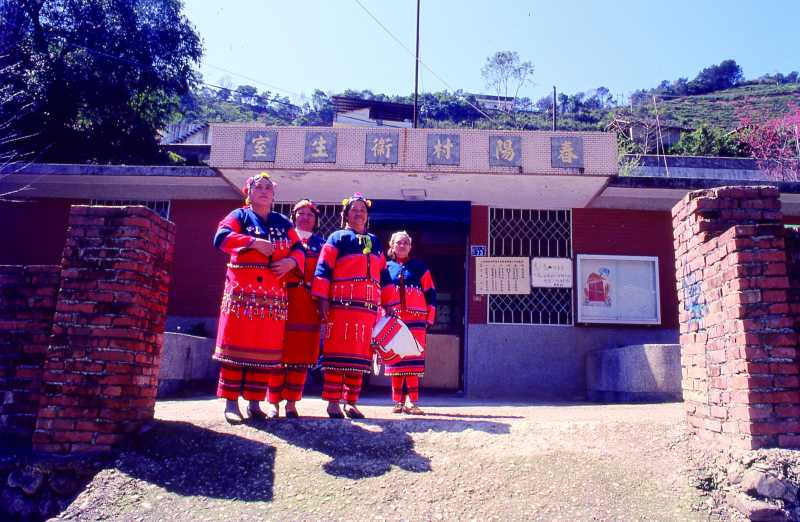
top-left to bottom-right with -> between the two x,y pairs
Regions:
0,266 -> 60,442
33,206 -> 175,453
673,186 -> 800,449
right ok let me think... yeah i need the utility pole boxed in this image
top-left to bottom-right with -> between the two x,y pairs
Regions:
552,86 -> 557,131
413,0 -> 420,128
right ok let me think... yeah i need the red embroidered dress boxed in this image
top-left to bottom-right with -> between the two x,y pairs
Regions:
380,258 -> 437,376
312,229 -> 386,373
281,233 -> 325,368
212,207 -> 305,369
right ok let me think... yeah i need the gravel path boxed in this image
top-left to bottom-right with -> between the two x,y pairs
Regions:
56,395 -> 714,521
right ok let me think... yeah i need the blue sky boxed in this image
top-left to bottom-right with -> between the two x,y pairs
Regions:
184,0 -> 800,104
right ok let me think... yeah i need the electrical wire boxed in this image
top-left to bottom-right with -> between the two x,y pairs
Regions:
351,0 -> 500,125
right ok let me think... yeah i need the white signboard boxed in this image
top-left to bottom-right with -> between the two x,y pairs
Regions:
576,254 -> 660,324
475,257 -> 530,295
531,257 -> 573,288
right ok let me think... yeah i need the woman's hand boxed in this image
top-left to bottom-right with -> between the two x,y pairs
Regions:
250,238 -> 275,257
270,258 -> 297,278
316,299 -> 330,321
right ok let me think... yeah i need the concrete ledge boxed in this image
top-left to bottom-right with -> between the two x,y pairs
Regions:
586,344 -> 682,403
158,333 -> 219,397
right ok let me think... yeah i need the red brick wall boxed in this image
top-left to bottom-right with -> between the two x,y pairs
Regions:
33,206 -> 175,454
0,265 -> 60,441
167,200 -> 232,317
0,199 -> 85,265
468,205 -> 488,324
573,208 -> 678,328
673,186 -> 800,449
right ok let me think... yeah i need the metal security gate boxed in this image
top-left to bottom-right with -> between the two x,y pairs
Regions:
488,208 -> 573,325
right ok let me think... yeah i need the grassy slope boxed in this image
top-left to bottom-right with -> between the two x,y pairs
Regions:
611,84 -> 800,130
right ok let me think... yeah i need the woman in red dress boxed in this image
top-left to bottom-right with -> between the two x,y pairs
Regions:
312,193 -> 385,419
212,172 -> 305,424
268,199 -> 325,418
380,231 -> 437,415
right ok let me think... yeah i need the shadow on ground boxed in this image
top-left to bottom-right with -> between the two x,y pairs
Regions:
118,420 -> 276,502
251,415 -> 510,479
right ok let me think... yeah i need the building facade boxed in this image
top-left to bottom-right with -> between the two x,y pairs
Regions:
6,126 -> 799,398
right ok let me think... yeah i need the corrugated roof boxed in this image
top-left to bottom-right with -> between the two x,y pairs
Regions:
331,96 -> 414,122
159,122 -> 209,145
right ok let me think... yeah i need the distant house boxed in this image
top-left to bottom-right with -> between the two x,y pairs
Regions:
470,93 -> 516,112
331,96 -> 415,128
159,122 -> 211,163
606,117 -> 691,153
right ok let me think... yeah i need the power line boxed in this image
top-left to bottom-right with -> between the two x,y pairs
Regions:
205,63 -> 301,98
351,0 -> 500,126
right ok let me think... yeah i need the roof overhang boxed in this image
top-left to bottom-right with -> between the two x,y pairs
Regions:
0,164 -> 239,200
218,168 -> 610,208
592,176 -> 800,215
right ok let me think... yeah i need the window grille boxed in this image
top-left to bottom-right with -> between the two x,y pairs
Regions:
90,199 -> 170,220
488,208 -> 573,325
274,202 -> 340,239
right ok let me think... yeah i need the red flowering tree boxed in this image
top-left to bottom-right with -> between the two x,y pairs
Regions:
739,106 -> 800,181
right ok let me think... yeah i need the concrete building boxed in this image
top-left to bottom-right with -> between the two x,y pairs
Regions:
4,126 -> 800,399
331,96 -> 414,128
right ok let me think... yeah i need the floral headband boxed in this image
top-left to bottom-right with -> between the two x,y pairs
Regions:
293,198 -> 319,215
243,171 -> 275,195
341,192 -> 372,208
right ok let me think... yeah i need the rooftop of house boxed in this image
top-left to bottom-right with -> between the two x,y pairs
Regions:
331,96 -> 415,122
159,122 -> 209,145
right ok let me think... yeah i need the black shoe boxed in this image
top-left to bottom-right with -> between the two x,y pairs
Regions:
327,405 -> 345,419
224,410 -> 244,425
344,405 -> 365,419
285,409 -> 300,419
247,407 -> 267,421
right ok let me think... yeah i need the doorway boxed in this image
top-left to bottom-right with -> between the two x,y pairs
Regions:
368,200 -> 470,392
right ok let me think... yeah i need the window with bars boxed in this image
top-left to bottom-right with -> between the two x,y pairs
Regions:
274,202 -> 340,238
90,199 -> 171,220
488,208 -> 573,325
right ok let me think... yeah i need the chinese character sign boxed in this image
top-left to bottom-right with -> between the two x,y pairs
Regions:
475,257 -> 530,295
489,135 -> 522,167
243,130 -> 278,162
427,133 -> 460,165
550,136 -> 584,169
304,131 -> 337,163
365,131 -> 399,164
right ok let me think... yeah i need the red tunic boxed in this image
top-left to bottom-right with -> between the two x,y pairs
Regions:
281,233 -> 325,368
212,207 -> 305,369
312,229 -> 386,374
380,258 -> 436,376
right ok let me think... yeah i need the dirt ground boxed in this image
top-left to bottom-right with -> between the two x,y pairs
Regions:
55,395 -> 718,522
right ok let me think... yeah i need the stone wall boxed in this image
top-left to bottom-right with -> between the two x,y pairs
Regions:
0,266 -> 60,443
32,206 -> 175,454
673,186 -> 800,448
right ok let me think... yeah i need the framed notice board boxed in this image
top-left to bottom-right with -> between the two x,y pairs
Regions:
576,254 -> 660,325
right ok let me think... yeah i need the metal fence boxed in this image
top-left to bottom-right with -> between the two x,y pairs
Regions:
488,208 -> 573,325
90,199 -> 171,220
274,201 -> 340,239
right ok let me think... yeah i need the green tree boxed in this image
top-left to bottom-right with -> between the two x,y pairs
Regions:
670,125 -> 745,157
687,59 -> 743,94
0,0 -> 202,164
480,51 -> 534,116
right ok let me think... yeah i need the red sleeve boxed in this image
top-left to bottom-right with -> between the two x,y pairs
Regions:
312,242 -> 339,300
214,212 -> 254,254
421,270 -> 437,325
287,227 -> 305,277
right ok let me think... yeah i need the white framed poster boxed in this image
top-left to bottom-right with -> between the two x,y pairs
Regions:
475,257 -> 530,295
576,254 -> 660,324
531,257 -> 573,288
